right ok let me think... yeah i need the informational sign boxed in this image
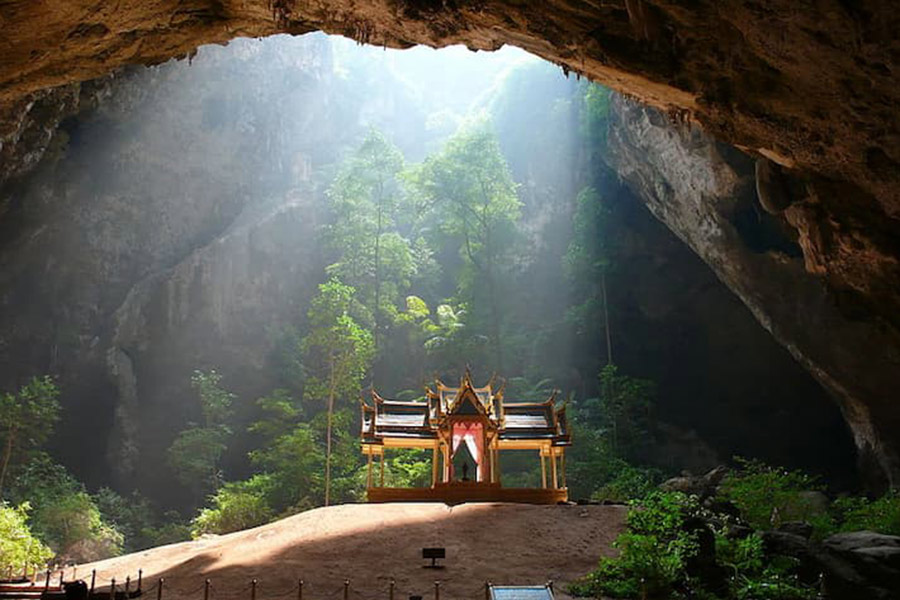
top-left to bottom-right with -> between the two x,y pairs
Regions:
489,585 -> 554,600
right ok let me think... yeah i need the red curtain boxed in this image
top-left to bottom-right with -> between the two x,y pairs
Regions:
451,421 -> 485,481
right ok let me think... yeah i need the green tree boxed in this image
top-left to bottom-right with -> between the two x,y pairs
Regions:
302,279 -> 374,506
326,129 -> 410,380
408,123 -> 520,371
191,476 -> 275,536
167,370 -> 235,500
0,376 -> 60,496
7,454 -> 121,562
564,186 -> 613,365
597,364 -> 655,459
0,502 -> 53,570
248,389 -> 325,511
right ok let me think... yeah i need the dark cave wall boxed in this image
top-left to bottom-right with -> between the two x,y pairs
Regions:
0,36 -> 355,497
602,179 -> 857,486
606,96 -> 900,488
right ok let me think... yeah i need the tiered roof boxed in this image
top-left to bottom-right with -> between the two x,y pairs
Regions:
361,373 -> 570,445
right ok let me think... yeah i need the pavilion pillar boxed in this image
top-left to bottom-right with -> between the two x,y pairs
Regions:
540,453 -> 547,488
443,444 -> 451,483
380,452 -> 386,486
431,444 -> 439,487
550,448 -> 558,490
560,451 -> 567,489
492,448 -> 501,484
366,451 -> 373,488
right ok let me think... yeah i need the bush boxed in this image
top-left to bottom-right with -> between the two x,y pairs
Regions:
717,459 -> 832,536
0,502 -> 53,569
7,454 -> 122,562
569,491 -> 700,598
191,476 -> 275,537
591,463 -> 662,503
716,533 -> 814,600
570,490 -> 818,600
833,490 -> 900,535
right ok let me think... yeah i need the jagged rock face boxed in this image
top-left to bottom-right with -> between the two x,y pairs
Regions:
2,1 -> 898,210
0,36 -> 348,494
606,96 -> 900,488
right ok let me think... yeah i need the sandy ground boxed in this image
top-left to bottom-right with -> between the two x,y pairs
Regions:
74,503 -> 625,600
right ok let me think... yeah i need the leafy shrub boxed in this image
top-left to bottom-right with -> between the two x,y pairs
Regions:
191,476 -> 274,537
139,512 -> 192,548
592,463 -> 662,503
7,454 -> 122,562
570,490 -> 818,600
833,490 -> 900,535
0,502 -> 53,569
716,533 -> 814,600
570,491 -> 700,598
718,458 -> 832,536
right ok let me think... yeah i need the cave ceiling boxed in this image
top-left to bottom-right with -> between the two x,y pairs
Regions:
2,0 -> 898,210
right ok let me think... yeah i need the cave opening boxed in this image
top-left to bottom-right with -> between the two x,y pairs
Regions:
0,29 -> 873,564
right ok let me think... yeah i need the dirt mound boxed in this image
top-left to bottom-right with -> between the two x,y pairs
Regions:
79,503 -> 626,600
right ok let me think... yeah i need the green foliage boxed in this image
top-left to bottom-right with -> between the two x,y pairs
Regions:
0,502 -> 53,569
591,462 -> 662,503
325,129 -> 415,345
93,488 -> 190,552
167,427 -> 230,493
570,492 -> 700,599
406,121 -> 520,370
571,491 -> 817,600
580,83 -> 611,146
716,534 -> 815,600
191,476 -> 275,536
832,490 -> 900,535
7,454 -> 122,562
248,388 -> 303,443
383,449 -> 432,488
167,369 -> 235,500
0,376 -> 60,495
192,369 -> 236,428
303,279 -> 374,505
248,421 -> 325,511
718,458 -> 831,535
597,364 -> 655,460
303,279 -> 375,405
564,365 -> 658,500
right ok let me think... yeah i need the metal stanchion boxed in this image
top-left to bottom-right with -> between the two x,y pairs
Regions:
111,578 -> 117,600
138,570 -> 143,593
484,581 -> 491,600
343,580 -> 350,600
157,578 -> 165,600
389,579 -> 395,600
204,579 -> 210,600
251,579 -> 257,600
125,576 -> 131,595
433,582 -> 439,600
297,579 -> 303,600
90,570 -> 96,596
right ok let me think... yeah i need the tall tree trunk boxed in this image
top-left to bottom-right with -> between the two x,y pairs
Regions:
373,182 -> 383,386
0,429 -> 16,497
601,269 -> 613,366
325,360 -> 336,507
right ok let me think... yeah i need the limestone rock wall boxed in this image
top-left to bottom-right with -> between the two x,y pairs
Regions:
606,96 -> 900,488
0,36 -> 345,494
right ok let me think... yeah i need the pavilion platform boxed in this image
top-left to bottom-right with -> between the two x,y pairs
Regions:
366,482 -> 568,505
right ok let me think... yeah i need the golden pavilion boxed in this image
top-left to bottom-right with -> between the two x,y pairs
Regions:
360,372 -> 571,504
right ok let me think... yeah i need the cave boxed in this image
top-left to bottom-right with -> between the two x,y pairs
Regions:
0,1 -> 898,591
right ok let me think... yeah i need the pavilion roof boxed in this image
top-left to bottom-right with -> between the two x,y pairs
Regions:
361,376 -> 571,446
